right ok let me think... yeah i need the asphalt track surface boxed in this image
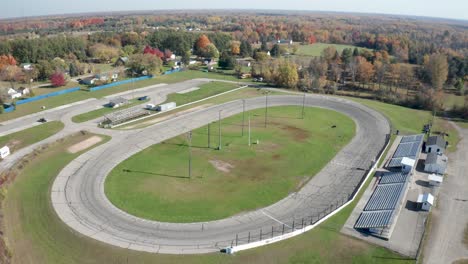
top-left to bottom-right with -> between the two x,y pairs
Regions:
50,93 -> 390,254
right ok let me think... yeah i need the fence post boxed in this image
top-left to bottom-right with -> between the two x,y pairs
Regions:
282,224 -> 285,235
260,229 -> 263,241
292,220 -> 295,231
236,234 -> 238,246
301,218 -> 304,229
248,232 -> 250,243
271,226 -> 274,238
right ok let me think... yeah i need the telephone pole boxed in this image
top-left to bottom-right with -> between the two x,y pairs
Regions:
188,131 -> 192,179
248,115 -> 251,146
218,110 -> 222,150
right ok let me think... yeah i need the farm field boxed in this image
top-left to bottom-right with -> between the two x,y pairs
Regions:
105,106 -> 355,222
0,121 -> 64,152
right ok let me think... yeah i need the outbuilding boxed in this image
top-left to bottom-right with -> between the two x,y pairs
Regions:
425,135 -> 446,154
424,152 -> 448,174
417,193 -> 434,211
401,157 -> 416,173
428,174 -> 443,186
0,146 -> 10,159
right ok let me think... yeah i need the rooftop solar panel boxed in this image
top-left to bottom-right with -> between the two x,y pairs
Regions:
355,210 -> 394,228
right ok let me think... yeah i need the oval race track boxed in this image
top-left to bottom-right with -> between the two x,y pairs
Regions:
51,94 -> 390,254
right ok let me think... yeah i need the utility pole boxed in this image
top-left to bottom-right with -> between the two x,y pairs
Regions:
248,115 -> 251,146
218,110 -> 222,150
302,93 -> 306,119
242,99 -> 245,136
188,131 -> 192,179
131,71 -> 135,100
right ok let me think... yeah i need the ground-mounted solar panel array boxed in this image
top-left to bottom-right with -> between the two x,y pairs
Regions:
388,134 -> 424,168
354,134 -> 422,237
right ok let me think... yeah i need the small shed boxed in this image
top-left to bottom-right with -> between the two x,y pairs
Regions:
426,135 -> 446,154
81,77 -> 98,85
401,157 -> 415,173
417,193 -> 434,211
0,146 -> 10,159
428,174 -> 443,186
424,152 -> 448,174
108,97 -> 129,108
115,57 -> 128,66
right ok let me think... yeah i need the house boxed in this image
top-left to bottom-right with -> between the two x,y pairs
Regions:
424,152 -> 448,174
81,77 -> 98,85
108,97 -> 129,108
0,146 -> 10,159
18,87 -> 30,96
428,174 -> 443,186
401,157 -> 416,173
115,57 -> 128,67
236,59 -> 252,67
7,88 -> 22,99
276,39 -> 293,45
96,74 -> 109,82
425,135 -> 446,154
20,63 -> 33,70
203,58 -> 216,65
189,60 -> 197,65
417,193 -> 434,211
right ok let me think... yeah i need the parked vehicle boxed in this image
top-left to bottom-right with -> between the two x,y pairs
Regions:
138,96 -> 148,101
37,117 -> 47,123
146,104 -> 156,110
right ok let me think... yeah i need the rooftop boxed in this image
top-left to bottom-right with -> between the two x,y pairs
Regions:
427,135 -> 446,149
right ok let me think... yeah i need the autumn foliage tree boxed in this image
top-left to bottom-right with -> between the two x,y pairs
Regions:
0,55 -> 17,71
50,71 -> 67,87
143,45 -> 164,60
194,35 -> 212,57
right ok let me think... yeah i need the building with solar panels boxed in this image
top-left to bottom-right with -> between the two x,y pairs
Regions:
354,134 -> 424,239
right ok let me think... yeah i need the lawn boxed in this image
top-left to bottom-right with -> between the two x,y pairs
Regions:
0,121 -> 64,152
295,43 -> 373,57
349,98 -> 460,152
1,126 -> 413,264
0,70 -> 250,122
165,81 -> 240,106
71,98 -> 149,123
106,106 -> 356,222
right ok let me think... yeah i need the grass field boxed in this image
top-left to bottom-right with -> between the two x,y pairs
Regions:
295,43 -> 373,57
166,81 -> 240,106
106,106 -> 355,222
0,70 -> 250,122
0,121 -> 64,152
71,98 -> 149,123
2,114 -> 413,264
349,98 -> 460,152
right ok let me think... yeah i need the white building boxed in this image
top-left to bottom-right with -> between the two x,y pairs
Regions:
417,193 -> 434,211
0,146 -> 10,159
424,152 -> 448,174
428,174 -> 443,187
401,157 -> 415,173
426,135 -> 446,154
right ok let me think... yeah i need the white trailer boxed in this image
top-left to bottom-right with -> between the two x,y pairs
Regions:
157,102 -> 176,112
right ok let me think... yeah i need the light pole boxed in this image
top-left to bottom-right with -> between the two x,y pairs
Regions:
188,131 -> 192,179
264,91 -> 270,128
301,93 -> 306,119
248,115 -> 251,146
218,110 -> 222,150
242,99 -> 246,136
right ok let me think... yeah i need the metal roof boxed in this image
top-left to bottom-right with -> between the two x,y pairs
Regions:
426,152 -> 448,165
393,141 -> 420,159
427,135 -> 445,148
428,174 -> 443,183
364,183 -> 405,211
355,210 -> 394,228
400,134 -> 424,143
388,157 -> 403,168
379,171 -> 409,184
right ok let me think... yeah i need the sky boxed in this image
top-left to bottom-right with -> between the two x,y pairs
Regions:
1,0 -> 467,21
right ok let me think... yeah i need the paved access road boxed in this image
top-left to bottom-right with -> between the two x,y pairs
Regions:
48,93 -> 389,254
423,123 -> 468,264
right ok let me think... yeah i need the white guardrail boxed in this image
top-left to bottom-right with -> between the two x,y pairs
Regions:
225,136 -> 392,254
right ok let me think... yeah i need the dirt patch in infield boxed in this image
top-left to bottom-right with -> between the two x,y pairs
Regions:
67,136 -> 102,153
209,159 -> 234,173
